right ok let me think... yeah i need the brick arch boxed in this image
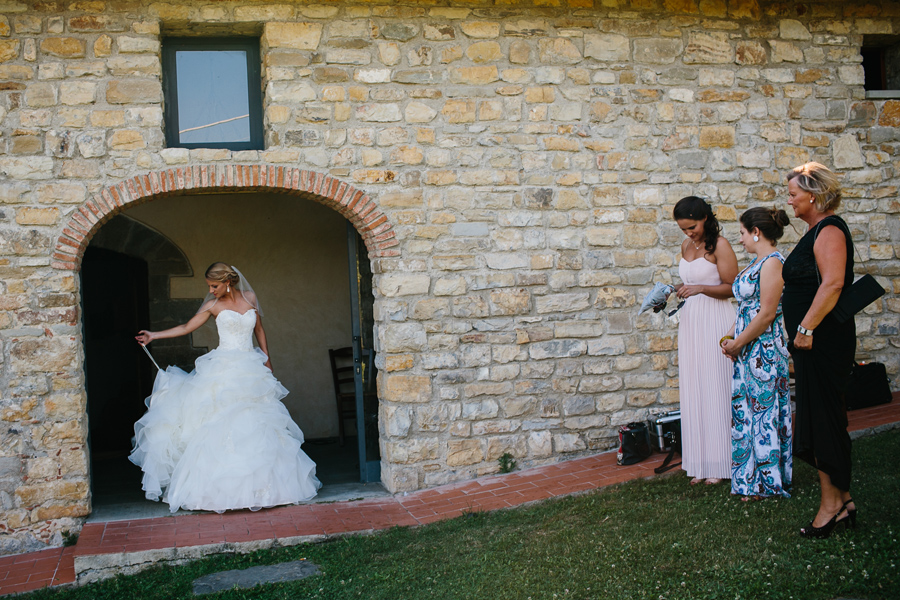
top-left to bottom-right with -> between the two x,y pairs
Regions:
51,164 -> 399,270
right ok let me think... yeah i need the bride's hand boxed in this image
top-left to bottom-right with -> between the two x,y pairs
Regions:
264,357 -> 273,371
135,330 -> 154,345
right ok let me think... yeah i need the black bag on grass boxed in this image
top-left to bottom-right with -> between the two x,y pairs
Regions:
617,422 -> 652,466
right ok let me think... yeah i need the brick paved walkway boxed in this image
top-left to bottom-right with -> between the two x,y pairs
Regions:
2,395 -> 898,596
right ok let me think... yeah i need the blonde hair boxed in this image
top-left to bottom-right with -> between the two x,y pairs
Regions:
204,262 -> 239,287
786,162 -> 842,213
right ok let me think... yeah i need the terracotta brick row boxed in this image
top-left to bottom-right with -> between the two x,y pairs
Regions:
51,165 -> 398,271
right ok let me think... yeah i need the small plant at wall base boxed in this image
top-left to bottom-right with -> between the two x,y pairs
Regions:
61,530 -> 78,547
498,453 -> 517,474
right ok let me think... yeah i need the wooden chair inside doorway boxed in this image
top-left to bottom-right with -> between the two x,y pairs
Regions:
328,346 -> 375,446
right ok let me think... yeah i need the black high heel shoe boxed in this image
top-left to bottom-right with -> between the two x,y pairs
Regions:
836,499 -> 857,530
800,500 -> 852,539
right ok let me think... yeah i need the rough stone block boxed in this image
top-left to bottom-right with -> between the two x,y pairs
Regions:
449,65 -> 498,85
15,207 -> 59,225
553,433 -> 586,453
378,274 -> 430,297
25,82 -> 56,107
15,479 -> 88,507
446,440 -> 483,466
441,98 -> 476,123
489,288 -> 530,315
106,79 -> 161,104
0,156 -> 54,179
769,40 -> 803,63
68,15 -> 125,32
356,104 -> 402,122
40,37 -> 85,58
699,125 -> 735,148
633,39 -> 683,64
383,374 -> 432,403
325,49 -> 371,66
108,56 -> 160,77
584,33 -> 629,61
466,41 -> 502,63
460,21 -> 499,38
535,293 -> 590,314
93,34 -> 112,57
529,340 -> 587,360
0,39 -> 20,62
538,38 -> 582,65
509,39 -> 530,64
117,36 -> 160,54
11,135 -> 41,154
264,22 -> 323,51
383,323 -> 427,353
833,134 -> 864,169
684,32 -> 733,64
59,81 -> 97,105
107,129 -> 144,150
779,19 -> 811,41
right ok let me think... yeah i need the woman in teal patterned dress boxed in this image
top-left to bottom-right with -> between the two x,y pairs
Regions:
721,207 -> 793,500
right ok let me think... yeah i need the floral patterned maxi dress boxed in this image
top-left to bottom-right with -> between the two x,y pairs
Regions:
730,252 -> 792,498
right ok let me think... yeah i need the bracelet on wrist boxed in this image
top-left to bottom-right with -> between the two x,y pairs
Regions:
797,325 -> 814,336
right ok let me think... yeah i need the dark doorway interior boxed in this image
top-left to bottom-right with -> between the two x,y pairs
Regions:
82,247 -> 154,504
303,439 -> 360,485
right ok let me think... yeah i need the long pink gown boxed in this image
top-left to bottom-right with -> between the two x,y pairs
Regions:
678,256 -> 735,480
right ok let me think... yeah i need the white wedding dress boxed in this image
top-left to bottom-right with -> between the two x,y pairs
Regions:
129,309 -> 321,513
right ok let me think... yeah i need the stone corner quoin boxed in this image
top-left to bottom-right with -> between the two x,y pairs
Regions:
0,0 -> 898,555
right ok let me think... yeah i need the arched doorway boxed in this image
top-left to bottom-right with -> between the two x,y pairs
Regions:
59,166 -> 396,516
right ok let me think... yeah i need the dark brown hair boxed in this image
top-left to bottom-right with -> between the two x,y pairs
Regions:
673,196 -> 720,254
739,207 -> 791,243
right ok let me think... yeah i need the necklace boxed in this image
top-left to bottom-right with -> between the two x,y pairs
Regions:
692,241 -> 702,251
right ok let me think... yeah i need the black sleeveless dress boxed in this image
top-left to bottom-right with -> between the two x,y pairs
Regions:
782,215 -> 856,491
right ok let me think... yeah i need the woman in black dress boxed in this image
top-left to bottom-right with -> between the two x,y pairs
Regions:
782,162 -> 856,538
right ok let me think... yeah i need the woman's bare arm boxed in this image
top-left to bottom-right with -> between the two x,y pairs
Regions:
254,314 -> 273,371
723,258 -> 784,358
136,310 -> 211,345
792,225 -> 847,350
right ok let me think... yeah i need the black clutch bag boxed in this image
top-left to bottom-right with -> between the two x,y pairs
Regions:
832,274 -> 886,323
812,220 -> 886,324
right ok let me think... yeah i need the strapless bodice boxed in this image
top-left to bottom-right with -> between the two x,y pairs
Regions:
679,257 -> 723,286
216,309 -> 256,351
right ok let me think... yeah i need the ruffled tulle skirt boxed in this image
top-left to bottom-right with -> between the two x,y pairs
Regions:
129,347 -> 321,512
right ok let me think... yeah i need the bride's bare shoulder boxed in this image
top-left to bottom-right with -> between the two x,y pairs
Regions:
198,299 -> 218,315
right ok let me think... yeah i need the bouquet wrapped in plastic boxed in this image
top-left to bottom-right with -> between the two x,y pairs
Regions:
638,282 -> 682,315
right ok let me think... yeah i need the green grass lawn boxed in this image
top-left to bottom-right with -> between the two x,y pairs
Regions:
27,429 -> 899,600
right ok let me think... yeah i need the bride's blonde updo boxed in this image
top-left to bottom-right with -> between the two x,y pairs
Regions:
205,262 -> 239,287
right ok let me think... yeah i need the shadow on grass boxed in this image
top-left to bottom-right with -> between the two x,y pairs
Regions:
25,429 -> 900,600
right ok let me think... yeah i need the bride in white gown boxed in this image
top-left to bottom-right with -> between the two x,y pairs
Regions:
131,263 -> 321,513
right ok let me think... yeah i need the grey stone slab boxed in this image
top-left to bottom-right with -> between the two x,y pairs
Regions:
192,560 -> 320,595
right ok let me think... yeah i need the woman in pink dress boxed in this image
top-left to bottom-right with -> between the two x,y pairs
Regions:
673,197 -> 738,485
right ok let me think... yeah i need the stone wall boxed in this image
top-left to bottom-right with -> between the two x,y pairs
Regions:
1,0 -> 899,554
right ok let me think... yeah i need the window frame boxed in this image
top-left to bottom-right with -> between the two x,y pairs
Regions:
162,37 -> 264,151
861,35 -> 900,99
